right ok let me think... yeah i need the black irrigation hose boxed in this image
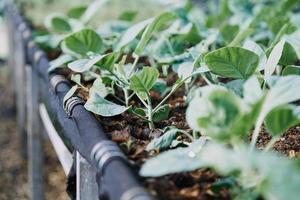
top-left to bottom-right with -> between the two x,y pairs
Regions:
5,4 -> 154,200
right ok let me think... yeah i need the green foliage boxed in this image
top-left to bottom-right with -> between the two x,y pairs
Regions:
63,29 -> 103,56
205,47 -> 259,79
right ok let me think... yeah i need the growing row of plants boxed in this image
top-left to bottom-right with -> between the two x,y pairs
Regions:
35,0 -> 300,199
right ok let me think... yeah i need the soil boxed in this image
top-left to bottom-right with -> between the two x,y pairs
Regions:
0,67 -> 68,200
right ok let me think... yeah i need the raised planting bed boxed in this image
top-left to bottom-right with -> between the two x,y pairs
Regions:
6,0 -> 300,200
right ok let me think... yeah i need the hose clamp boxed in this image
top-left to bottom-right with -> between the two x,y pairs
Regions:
91,140 -> 126,174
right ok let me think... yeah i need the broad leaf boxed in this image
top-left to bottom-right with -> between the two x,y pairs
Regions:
68,54 -> 106,72
48,54 -> 73,72
140,138 -> 207,177
264,39 -> 285,79
264,105 -> 300,136
134,12 -> 177,55
46,15 -> 71,33
243,76 -> 263,105
84,93 -> 128,117
186,86 -> 247,142
153,104 -> 170,122
116,18 -> 153,51
130,67 -> 159,98
204,47 -> 259,79
243,39 -> 267,71
67,6 -> 87,19
146,128 -> 178,151
118,10 -> 138,21
177,61 -> 194,83
89,78 -> 108,98
282,65 -> 300,76
64,29 -> 103,56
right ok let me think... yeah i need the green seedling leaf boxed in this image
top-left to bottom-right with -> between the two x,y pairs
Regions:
285,30 -> 300,59
243,76 -> 263,105
67,6 -> 87,19
141,141 -> 300,200
152,79 -> 168,96
63,85 -> 78,106
153,104 -> 170,122
94,52 -> 118,73
264,39 -> 285,79
243,39 -> 267,71
265,105 -> 300,136
187,86 -> 248,142
84,93 -> 128,117
45,14 -> 71,33
263,75 -> 300,116
71,74 -> 81,85
146,128 -> 178,151
134,12 -> 177,55
89,78 -> 108,98
116,18 -> 153,51
130,67 -> 159,99
64,29 -> 103,56
48,54 -> 73,73
68,54 -> 106,72
177,61 -> 194,83
119,10 -> 138,21
204,47 -> 259,79
282,65 -> 300,76
140,138 -> 207,177
279,43 -> 298,66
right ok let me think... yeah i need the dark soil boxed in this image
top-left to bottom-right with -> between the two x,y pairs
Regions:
0,67 -> 68,200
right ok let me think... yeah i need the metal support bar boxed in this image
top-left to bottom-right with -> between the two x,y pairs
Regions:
39,103 -> 73,175
26,65 -> 44,200
76,152 -> 98,200
15,27 -> 27,158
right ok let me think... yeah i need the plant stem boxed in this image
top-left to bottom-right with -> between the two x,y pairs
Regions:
123,88 -> 129,107
128,54 -> 139,77
250,115 -> 264,151
146,95 -> 155,129
263,136 -> 280,152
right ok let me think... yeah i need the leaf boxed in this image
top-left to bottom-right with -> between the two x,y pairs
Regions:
48,54 -> 73,73
264,105 -> 300,136
243,39 -> 267,71
68,54 -> 106,72
134,12 -> 177,55
118,10 -> 138,21
71,74 -> 81,85
130,67 -> 159,98
152,79 -> 168,96
177,61 -> 194,83
115,18 -> 153,51
282,65 -> 300,76
146,128 -> 178,151
187,86 -> 248,142
243,76 -> 263,105
45,15 -> 71,33
204,47 -> 259,79
260,76 -> 300,122
279,43 -> 298,66
63,85 -> 78,106
94,52 -> 118,73
140,138 -> 207,177
84,93 -> 128,117
89,78 -> 108,98
264,39 -> 285,79
67,6 -> 87,19
63,29 -> 103,56
153,104 -> 170,122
